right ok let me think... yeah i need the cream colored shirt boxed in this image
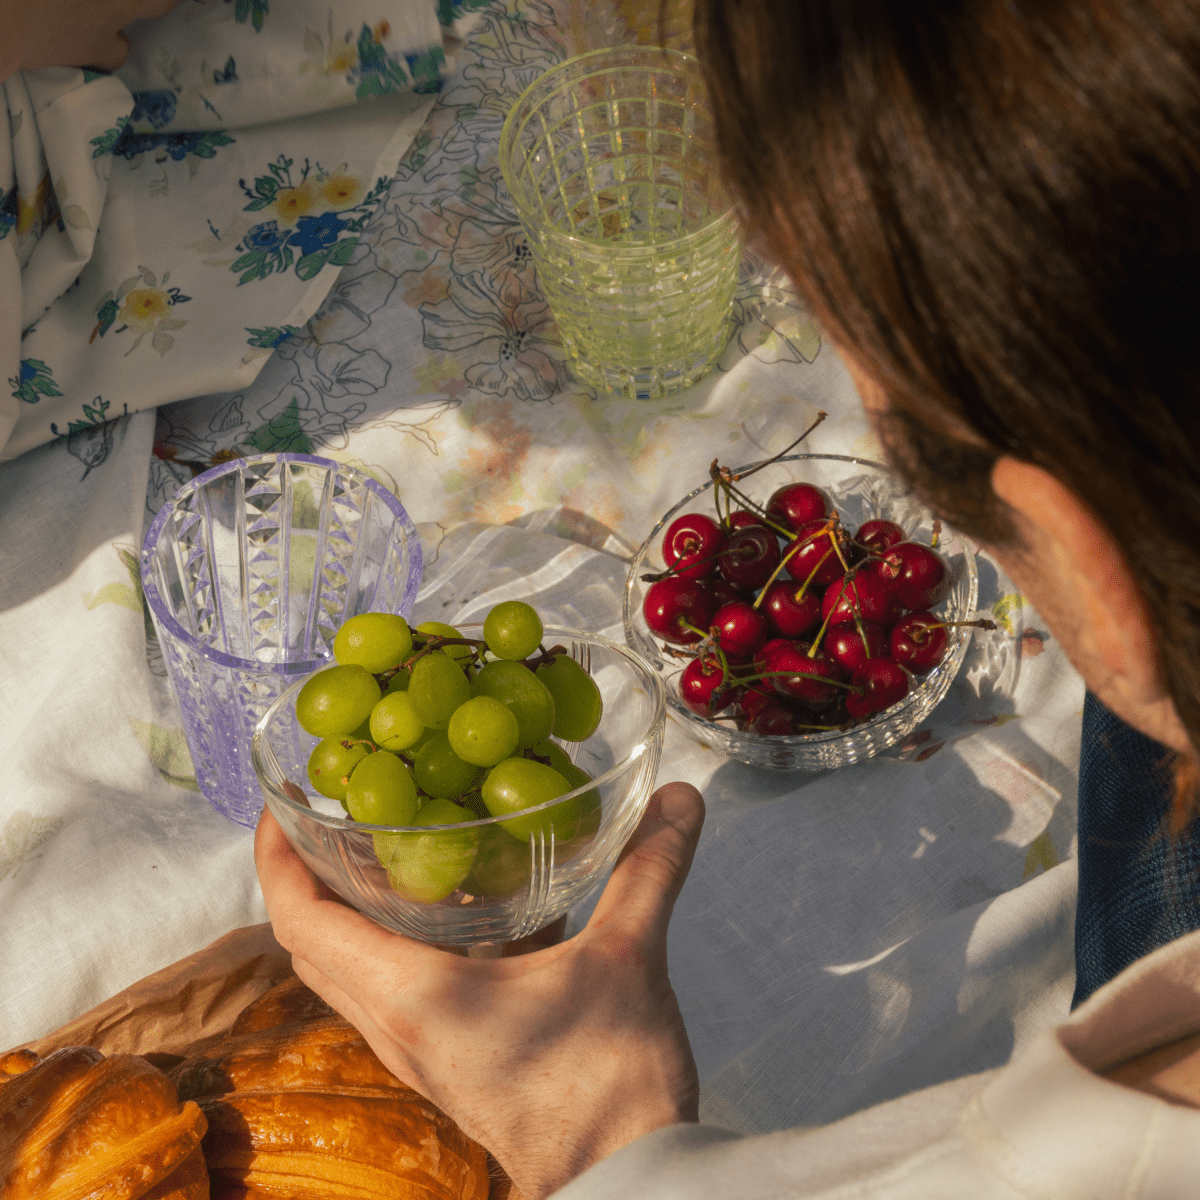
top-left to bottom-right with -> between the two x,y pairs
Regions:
555,927 -> 1200,1198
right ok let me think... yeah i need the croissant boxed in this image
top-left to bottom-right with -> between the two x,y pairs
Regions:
171,978 -> 491,1200
0,1044 -> 209,1200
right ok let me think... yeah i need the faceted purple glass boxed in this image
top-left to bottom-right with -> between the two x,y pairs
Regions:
141,454 -> 422,827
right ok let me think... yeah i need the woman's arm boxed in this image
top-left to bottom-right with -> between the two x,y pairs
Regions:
0,0 -> 182,83
254,781 -> 706,1200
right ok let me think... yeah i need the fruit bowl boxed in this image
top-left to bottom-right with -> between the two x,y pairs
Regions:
252,626 -> 665,946
622,454 -> 979,771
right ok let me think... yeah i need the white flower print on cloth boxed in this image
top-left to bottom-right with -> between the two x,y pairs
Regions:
91,267 -> 190,356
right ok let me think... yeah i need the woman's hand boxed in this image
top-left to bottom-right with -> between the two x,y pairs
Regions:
0,0 -> 182,81
255,781 -> 706,1200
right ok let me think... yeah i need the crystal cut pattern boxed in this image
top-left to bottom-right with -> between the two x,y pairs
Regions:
141,454 -> 422,827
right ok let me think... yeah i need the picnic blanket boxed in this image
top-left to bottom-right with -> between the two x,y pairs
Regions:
0,0 -> 1086,1139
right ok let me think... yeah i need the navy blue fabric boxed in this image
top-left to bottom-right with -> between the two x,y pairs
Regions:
1073,692 -> 1200,1006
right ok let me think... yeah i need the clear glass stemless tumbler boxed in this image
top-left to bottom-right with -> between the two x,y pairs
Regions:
500,46 -> 743,399
141,453 -> 422,828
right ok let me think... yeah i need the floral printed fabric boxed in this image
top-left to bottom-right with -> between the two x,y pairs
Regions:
0,0 -> 490,461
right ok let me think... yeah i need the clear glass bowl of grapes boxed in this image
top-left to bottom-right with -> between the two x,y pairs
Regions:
253,606 -> 666,947
623,452 -> 987,771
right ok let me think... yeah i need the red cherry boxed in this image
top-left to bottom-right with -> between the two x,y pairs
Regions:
643,577 -> 715,645
845,659 -> 910,719
827,622 -> 889,674
752,700 -> 803,736
783,521 -> 847,588
767,642 -> 843,708
711,601 -> 770,659
877,542 -> 951,610
717,525 -> 783,592
705,578 -> 754,609
859,560 -> 906,627
761,581 -> 822,638
726,510 -> 767,533
753,637 -> 793,675
855,518 -> 906,553
820,571 -> 891,626
662,513 -> 726,580
890,611 -> 950,673
679,655 -> 739,717
765,483 -> 828,532
738,686 -> 773,725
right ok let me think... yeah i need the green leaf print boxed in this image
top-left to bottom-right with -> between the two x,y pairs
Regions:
295,247 -> 331,280
90,116 -> 129,158
992,593 -> 1025,636
243,397 -> 313,454
245,325 -> 302,349
9,359 -> 62,404
0,811 -> 64,885
129,720 -> 200,792
325,237 -> 358,267
232,0 -> 268,31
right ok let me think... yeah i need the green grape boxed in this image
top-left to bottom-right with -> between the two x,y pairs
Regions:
345,751 -> 419,825
416,620 -> 474,663
385,667 -> 411,693
483,601 -> 543,661
408,651 -> 472,730
296,665 -> 381,738
348,715 -> 374,743
471,661 -> 555,748
333,613 -> 413,673
413,732 -> 478,799
456,789 -> 489,820
535,654 -> 603,742
463,823 -> 532,898
560,763 -> 602,840
529,738 -> 574,775
447,695 -> 520,767
400,726 -> 438,762
377,797 -> 480,903
369,691 -> 425,753
306,737 -> 371,802
482,757 -> 578,842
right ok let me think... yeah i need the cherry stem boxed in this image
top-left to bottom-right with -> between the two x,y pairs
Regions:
797,545 -> 834,600
641,539 -> 755,584
752,538 -> 807,608
851,608 -> 872,657
725,668 -> 864,694
728,411 -> 828,483
727,484 -> 792,536
680,621 -> 710,640
808,604 -> 837,658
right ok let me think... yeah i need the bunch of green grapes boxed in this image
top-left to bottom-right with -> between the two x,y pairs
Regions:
294,602 -> 605,904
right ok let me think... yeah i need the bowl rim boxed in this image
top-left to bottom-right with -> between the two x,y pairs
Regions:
252,623 -> 667,833
499,45 -> 737,253
622,451 -> 980,749
140,452 -> 423,674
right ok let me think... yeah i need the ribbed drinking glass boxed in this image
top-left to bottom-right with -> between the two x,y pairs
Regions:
500,46 -> 742,399
141,453 -> 422,827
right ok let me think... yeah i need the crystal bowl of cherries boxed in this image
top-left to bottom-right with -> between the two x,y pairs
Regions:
622,453 -> 987,771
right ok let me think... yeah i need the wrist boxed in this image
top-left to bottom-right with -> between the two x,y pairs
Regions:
501,1095 -> 695,1199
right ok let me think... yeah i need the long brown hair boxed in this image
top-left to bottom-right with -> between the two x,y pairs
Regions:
693,0 -> 1200,804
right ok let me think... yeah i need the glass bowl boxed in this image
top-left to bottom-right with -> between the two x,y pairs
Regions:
622,454 -> 979,771
252,626 -> 666,946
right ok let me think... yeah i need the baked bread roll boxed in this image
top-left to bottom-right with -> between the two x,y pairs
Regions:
0,1044 -> 209,1200
171,978 -> 491,1200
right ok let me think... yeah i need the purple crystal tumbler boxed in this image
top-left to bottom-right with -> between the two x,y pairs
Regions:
141,454 -> 422,828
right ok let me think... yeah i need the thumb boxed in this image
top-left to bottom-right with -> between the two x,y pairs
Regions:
584,781 -> 705,954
